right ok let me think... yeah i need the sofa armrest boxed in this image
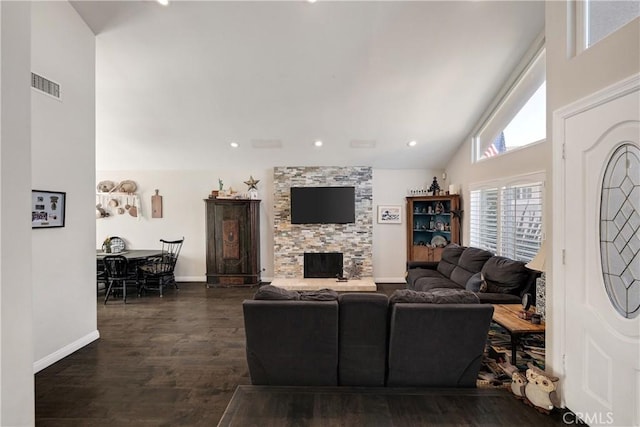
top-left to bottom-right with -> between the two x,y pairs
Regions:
407,261 -> 439,270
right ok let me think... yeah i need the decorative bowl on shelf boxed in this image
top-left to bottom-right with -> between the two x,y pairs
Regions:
431,235 -> 447,247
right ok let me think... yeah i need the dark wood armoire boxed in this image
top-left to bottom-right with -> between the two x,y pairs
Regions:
204,198 -> 261,286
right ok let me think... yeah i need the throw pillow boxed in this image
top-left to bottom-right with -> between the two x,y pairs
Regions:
481,256 -> 530,294
479,273 -> 488,292
465,272 -> 483,292
389,288 -> 479,304
254,285 -> 300,300
299,288 -> 339,301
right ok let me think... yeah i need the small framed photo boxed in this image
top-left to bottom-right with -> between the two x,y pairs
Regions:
32,190 -> 66,229
378,205 -> 402,224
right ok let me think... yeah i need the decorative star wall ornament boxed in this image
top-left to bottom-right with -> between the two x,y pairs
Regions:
244,176 -> 260,190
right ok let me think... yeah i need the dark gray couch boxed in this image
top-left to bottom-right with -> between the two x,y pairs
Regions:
387,303 -> 493,387
243,286 -> 494,388
406,244 -> 539,305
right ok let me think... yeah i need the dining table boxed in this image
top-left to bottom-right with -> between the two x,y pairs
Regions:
96,249 -> 164,289
96,249 -> 163,261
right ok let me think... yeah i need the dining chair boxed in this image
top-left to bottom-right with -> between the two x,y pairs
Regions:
138,238 -> 184,297
103,255 -> 137,304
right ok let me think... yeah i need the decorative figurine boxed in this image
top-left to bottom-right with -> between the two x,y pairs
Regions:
511,371 -> 528,399
524,363 -> 560,413
346,260 -> 362,280
244,176 -> 260,199
244,175 -> 260,191
428,177 -> 440,195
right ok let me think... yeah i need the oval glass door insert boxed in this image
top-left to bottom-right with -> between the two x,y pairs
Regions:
600,143 -> 639,319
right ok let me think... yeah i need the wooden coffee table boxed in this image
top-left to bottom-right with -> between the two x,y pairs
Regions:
491,304 -> 545,364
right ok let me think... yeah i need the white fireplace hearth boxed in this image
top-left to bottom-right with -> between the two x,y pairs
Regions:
269,277 -> 377,292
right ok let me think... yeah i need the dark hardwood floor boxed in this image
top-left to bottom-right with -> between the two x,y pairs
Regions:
35,283 -> 566,426
36,283 -> 256,426
219,386 -> 567,427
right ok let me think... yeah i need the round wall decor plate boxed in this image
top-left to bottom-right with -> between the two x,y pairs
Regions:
97,180 -> 115,193
431,235 -> 447,247
103,236 -> 126,253
118,180 -> 137,193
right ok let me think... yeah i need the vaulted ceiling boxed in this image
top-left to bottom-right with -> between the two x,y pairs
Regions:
71,1 -> 544,170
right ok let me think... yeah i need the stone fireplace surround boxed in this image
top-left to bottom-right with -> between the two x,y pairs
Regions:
273,166 -> 373,282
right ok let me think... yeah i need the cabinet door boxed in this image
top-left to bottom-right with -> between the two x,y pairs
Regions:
213,202 -> 249,276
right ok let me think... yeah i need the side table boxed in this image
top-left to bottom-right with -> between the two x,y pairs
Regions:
491,304 -> 545,364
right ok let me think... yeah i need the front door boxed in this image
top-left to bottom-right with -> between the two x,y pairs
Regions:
560,78 -> 639,426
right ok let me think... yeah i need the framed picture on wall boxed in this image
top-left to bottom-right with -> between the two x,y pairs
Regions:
32,190 -> 66,228
377,205 -> 402,224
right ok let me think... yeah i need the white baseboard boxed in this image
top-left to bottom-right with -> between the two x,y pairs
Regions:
33,329 -> 100,373
176,276 -> 206,282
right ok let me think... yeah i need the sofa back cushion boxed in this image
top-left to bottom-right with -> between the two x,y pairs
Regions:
449,247 -> 493,287
243,300 -> 339,386
387,303 -> 494,387
338,293 -> 389,386
436,244 -> 465,278
389,288 -> 479,304
254,285 -> 339,301
254,285 -> 300,300
481,256 -> 532,295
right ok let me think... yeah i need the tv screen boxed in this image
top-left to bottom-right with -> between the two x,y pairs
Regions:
291,186 -> 355,224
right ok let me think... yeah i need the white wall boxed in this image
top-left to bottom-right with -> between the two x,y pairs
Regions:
545,4 -> 639,379
96,169 -> 274,281
31,1 -> 97,371
0,3 -> 34,425
97,168 -> 441,282
373,168 -> 443,282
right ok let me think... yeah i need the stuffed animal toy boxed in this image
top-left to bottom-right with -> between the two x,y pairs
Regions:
524,363 -> 560,413
510,371 -> 527,399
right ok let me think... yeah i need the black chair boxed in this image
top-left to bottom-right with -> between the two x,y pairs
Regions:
103,255 -> 137,304
96,268 -> 106,295
138,238 -> 184,297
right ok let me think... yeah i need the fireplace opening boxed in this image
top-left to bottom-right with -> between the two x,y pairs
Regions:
304,252 -> 343,278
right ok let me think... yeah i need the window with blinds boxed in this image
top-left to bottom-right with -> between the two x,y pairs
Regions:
500,183 -> 543,261
469,188 -> 498,254
470,179 -> 543,262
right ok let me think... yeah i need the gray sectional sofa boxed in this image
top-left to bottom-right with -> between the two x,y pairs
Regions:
242,286 -> 494,387
406,244 -> 540,305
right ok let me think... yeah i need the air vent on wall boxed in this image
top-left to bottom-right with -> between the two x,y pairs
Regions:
31,72 -> 61,99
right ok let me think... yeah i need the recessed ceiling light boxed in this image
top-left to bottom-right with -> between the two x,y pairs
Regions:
230,142 -> 239,148
407,140 -> 417,147
314,140 -> 323,147
308,0 -> 317,3
157,0 -> 169,6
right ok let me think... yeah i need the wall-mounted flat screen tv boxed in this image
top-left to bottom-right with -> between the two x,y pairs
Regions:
291,186 -> 355,224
